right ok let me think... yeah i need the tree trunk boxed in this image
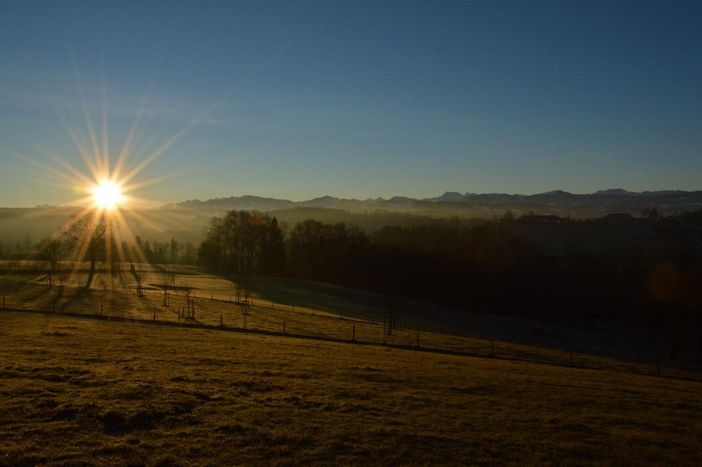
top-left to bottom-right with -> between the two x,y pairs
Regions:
86,244 -> 96,288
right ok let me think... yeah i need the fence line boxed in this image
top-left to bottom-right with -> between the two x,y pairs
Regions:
1,291 -> 701,384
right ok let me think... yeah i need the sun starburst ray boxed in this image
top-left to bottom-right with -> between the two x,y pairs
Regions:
25,65 -> 237,289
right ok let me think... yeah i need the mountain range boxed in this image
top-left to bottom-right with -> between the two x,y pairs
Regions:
165,189 -> 702,217
2,189 -> 701,247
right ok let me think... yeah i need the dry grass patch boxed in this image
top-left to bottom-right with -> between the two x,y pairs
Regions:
0,312 -> 701,465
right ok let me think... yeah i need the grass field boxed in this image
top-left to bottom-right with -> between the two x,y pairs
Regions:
1,262 -> 699,381
1,311 -> 701,466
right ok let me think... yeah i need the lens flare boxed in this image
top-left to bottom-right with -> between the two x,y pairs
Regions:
17,74 -> 217,283
91,180 -> 123,210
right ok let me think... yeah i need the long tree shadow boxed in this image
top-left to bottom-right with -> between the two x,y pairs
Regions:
7,281 -> 55,307
221,273 -> 389,322
0,278 -> 32,294
59,286 -> 95,312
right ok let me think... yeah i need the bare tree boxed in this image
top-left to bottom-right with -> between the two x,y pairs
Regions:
63,214 -> 106,288
131,262 -> 145,297
36,237 -> 65,287
160,266 -> 176,306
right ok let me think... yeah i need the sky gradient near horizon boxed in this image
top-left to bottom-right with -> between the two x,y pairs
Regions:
1,0 -> 701,207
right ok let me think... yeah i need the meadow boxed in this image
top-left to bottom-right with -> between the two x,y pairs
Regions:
0,261 -> 699,382
2,261 -> 702,465
1,311 -> 702,465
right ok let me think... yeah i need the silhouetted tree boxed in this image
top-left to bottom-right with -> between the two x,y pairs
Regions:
64,214 -> 106,288
195,209 -> 702,361
36,237 -> 65,286
199,210 -> 285,276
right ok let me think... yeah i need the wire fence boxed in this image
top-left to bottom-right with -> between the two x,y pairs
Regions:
1,275 -> 701,383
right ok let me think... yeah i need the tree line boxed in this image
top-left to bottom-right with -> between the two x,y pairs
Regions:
198,210 -> 285,275
3,207 -> 700,358
0,216 -> 197,288
198,209 -> 702,359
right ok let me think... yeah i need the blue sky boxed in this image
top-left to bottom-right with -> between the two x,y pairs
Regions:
0,0 -> 701,206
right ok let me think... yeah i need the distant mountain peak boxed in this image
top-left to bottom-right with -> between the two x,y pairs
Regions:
540,190 -> 573,196
593,188 -> 635,196
167,195 -> 294,210
432,191 -> 467,202
163,189 -> 702,217
305,195 -> 339,203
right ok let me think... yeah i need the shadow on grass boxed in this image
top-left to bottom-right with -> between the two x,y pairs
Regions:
2,281 -> 55,306
223,273 -> 387,321
59,287 -> 95,312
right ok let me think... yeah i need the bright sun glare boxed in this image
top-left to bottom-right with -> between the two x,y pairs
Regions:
91,180 -> 123,210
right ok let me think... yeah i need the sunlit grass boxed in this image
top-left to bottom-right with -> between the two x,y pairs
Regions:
1,312 -> 701,465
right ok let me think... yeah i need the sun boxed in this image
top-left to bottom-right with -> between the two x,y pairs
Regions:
91,180 -> 124,210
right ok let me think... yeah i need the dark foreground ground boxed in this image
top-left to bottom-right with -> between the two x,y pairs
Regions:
1,312 -> 701,466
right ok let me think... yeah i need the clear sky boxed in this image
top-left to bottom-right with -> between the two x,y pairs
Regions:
0,0 -> 701,206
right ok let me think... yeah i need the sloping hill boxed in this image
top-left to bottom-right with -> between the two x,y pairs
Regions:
1,312 -> 700,465
0,263 -> 679,365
